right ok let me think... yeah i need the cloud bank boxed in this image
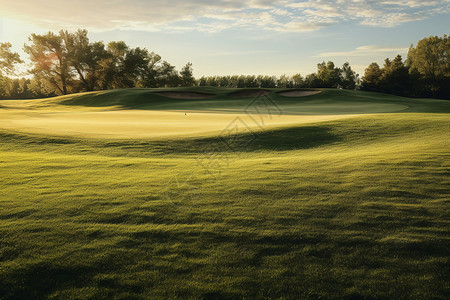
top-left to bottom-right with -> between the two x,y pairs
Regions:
315,45 -> 410,58
0,0 -> 448,33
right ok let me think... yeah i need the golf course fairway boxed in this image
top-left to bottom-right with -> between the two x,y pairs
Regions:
0,87 -> 449,299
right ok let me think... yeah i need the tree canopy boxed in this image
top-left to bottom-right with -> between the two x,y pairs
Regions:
12,29 -> 186,97
0,30 -> 448,99
362,35 -> 449,99
0,42 -> 23,76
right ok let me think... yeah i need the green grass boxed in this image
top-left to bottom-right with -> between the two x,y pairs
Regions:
0,88 -> 449,299
55,87 -> 449,113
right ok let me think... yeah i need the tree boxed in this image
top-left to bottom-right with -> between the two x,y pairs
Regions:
407,35 -> 450,98
101,41 -> 129,89
236,75 -> 245,88
0,42 -> 23,76
62,29 -> 109,91
304,73 -> 320,88
217,76 -> 228,87
122,47 -> 152,88
1,43 -> 23,99
83,41 -> 110,90
180,62 -> 195,87
139,52 -> 163,88
408,35 -> 449,79
278,74 -> 294,88
362,63 -> 383,91
316,61 -> 341,88
245,75 -> 259,88
24,31 -> 72,95
198,76 -> 207,86
380,55 -> 412,96
292,74 -> 303,88
157,61 -> 179,87
61,29 -> 90,91
258,75 -> 276,88
27,77 -> 53,98
340,62 -> 358,90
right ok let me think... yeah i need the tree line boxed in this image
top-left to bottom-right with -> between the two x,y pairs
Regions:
362,35 -> 449,99
0,30 -> 449,99
0,29 -> 196,99
196,61 -> 359,90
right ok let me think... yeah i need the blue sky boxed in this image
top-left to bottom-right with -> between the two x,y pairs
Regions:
0,0 -> 449,76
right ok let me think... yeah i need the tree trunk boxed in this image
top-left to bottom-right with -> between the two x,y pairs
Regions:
61,74 -> 67,95
76,66 -> 91,91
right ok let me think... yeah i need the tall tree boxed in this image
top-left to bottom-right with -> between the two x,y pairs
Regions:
278,74 -> 294,88
24,31 -> 71,95
180,62 -> 195,87
0,43 -> 23,99
317,61 -> 341,88
101,41 -> 129,89
362,63 -> 383,92
83,42 -> 109,91
407,35 -> 450,97
157,61 -> 179,87
139,52 -> 163,88
217,76 -> 228,87
61,29 -> 109,91
0,42 -> 23,76
245,75 -> 259,88
304,73 -> 320,88
340,62 -> 358,90
380,55 -> 412,96
61,29 -> 90,91
292,74 -> 303,88
122,47 -> 151,88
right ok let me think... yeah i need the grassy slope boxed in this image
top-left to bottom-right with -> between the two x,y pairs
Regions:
0,88 -> 442,140
55,87 -> 450,113
0,88 -> 449,299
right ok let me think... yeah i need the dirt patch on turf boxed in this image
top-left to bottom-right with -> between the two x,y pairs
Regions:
228,89 -> 271,98
154,91 -> 216,99
278,90 -> 322,97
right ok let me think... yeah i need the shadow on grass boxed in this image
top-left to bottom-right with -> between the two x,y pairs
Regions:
60,90 -> 162,107
151,124 -> 340,154
0,263 -> 95,299
59,89 -> 222,109
0,124 -> 339,155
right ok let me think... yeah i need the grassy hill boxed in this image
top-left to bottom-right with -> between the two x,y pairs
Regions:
0,88 -> 449,299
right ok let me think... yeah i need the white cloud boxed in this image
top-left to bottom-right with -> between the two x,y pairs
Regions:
288,0 -> 449,27
379,1 -> 443,8
359,13 -> 426,27
315,45 -> 409,58
273,21 -> 329,32
0,0 -> 448,34
209,50 -> 276,56
271,9 -> 293,16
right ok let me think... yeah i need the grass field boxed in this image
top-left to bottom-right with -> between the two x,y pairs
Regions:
0,88 -> 449,299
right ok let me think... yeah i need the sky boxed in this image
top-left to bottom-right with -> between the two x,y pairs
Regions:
0,0 -> 449,77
